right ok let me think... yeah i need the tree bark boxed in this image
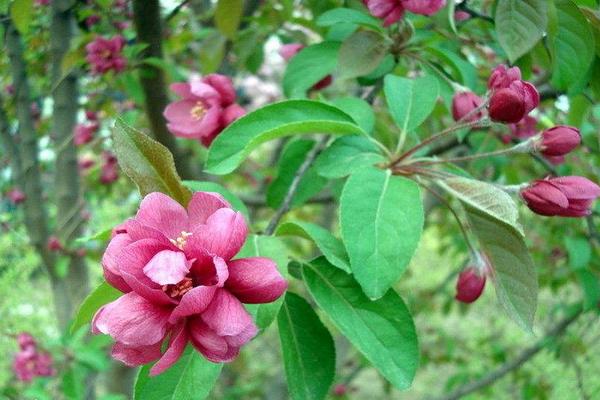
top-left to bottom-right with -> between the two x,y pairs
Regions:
132,0 -> 194,179
50,0 -> 90,325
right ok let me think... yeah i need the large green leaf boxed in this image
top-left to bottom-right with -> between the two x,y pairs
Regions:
340,167 -> 423,299
113,119 -> 192,206
314,136 -> 385,179
182,180 -> 249,220
337,30 -> 388,79
549,0 -> 595,91
237,235 -> 289,329
134,347 -> 222,400
70,281 -> 120,334
215,0 -> 243,39
276,221 -> 351,273
331,97 -> 375,134
383,74 -> 439,135
277,293 -> 335,400
283,42 -> 340,98
465,206 -> 538,331
302,257 -> 419,390
10,0 -> 33,35
266,139 -> 328,209
495,0 -> 548,63
316,7 -> 383,31
205,100 -> 365,175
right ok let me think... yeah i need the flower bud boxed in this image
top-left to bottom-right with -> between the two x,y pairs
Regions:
451,91 -> 484,122
333,384 -> 348,396
488,81 -> 539,124
403,0 -> 446,16
47,236 -> 63,252
455,267 -> 486,303
363,0 -> 405,26
536,125 -> 581,157
508,115 -> 537,139
488,64 -> 521,90
279,43 -> 304,61
7,188 -> 26,205
521,176 -> 600,217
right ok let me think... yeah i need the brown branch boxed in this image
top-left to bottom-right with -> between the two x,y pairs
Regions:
264,136 -> 329,235
428,304 -> 584,400
132,0 -> 194,179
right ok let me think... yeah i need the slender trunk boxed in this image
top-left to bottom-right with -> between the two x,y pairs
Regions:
50,0 -> 89,321
132,0 -> 194,179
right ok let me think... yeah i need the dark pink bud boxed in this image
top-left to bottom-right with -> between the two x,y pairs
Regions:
363,0 -> 405,26
47,236 -> 63,251
78,155 -> 96,170
100,163 -> 119,184
333,384 -> 348,396
454,10 -> 470,22
86,14 -> 101,27
455,267 -> 486,303
5,84 -> 15,95
403,0 -> 446,16
85,110 -> 98,121
451,91 -> 484,122
508,115 -> 537,139
312,75 -> 333,91
74,122 -> 99,146
488,64 -> 521,90
537,125 -> 581,157
7,188 -> 26,205
488,88 -> 526,123
279,43 -> 305,61
521,176 -> 600,217
17,333 -> 36,350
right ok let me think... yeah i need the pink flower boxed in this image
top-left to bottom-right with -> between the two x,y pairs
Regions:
363,0 -> 405,26
402,0 -> 446,16
455,267 -> 486,303
508,115 -> 537,139
278,44 -> 333,91
47,236 -> 63,252
7,188 -> 26,205
535,125 -> 581,157
454,10 -> 471,22
85,36 -> 127,75
74,122 -> 99,146
488,80 -> 539,124
164,74 -> 246,147
92,192 -> 287,374
521,176 -> 600,217
86,14 -> 101,28
12,332 -> 55,383
451,91 -> 484,122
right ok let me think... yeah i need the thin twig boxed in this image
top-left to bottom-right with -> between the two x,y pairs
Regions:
165,0 -> 191,22
264,136 -> 329,235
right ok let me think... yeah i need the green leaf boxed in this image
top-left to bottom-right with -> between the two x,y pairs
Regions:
283,42 -> 340,98
75,227 -> 113,245
70,281 -> 120,334
276,221 -> 351,273
316,7 -> 383,31
337,30 -> 388,79
575,269 -> 600,310
205,100 -> 365,175
10,0 -> 33,35
215,0 -> 243,39
564,236 -> 592,270
112,119 -> 192,206
199,31 -> 227,74
331,97 -> 375,134
302,257 -> 419,390
464,206 -> 537,331
267,139 -> 328,209
549,0 -> 595,91
439,177 -> 523,234
384,74 -> 439,135
340,167 -> 424,299
183,180 -> 250,220
277,293 -> 335,400
237,235 -> 289,329
495,0 -> 548,63
314,136 -> 385,179
134,347 -> 222,400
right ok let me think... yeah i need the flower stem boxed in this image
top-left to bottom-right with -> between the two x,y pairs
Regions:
415,140 -> 532,166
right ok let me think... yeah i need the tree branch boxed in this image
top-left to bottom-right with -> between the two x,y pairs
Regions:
132,0 -> 194,179
264,136 -> 329,235
428,304 -> 584,400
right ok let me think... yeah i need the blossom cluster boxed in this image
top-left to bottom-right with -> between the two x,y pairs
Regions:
12,333 -> 55,383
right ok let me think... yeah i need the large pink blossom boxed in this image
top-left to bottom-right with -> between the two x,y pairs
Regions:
12,332 -> 55,383
93,192 -> 287,375
164,74 -> 246,147
85,36 -> 127,75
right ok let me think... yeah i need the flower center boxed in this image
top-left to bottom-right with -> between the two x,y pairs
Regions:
169,231 -> 192,250
100,49 -> 112,59
162,277 -> 193,298
190,102 -> 207,121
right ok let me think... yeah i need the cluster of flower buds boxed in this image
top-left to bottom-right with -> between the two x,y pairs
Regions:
487,65 -> 539,124
164,74 -> 246,147
279,44 -> 333,90
85,35 -> 127,75
12,333 -> 55,383
451,91 -> 484,123
455,253 -> 488,304
521,177 -> 600,217
362,0 -> 446,26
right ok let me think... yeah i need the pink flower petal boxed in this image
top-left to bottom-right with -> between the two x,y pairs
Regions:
188,317 -> 234,362
190,255 -> 229,287
92,292 -> 171,346
186,208 -> 247,261
135,193 -> 189,240
223,322 -> 258,348
150,323 -> 189,376
226,257 -> 287,304
170,82 -> 192,99
102,233 -> 133,293
169,285 -> 217,324
164,100 -> 200,125
187,191 -> 230,227
203,74 -> 236,106
112,341 -> 162,367
201,289 -> 254,337
143,250 -> 192,286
